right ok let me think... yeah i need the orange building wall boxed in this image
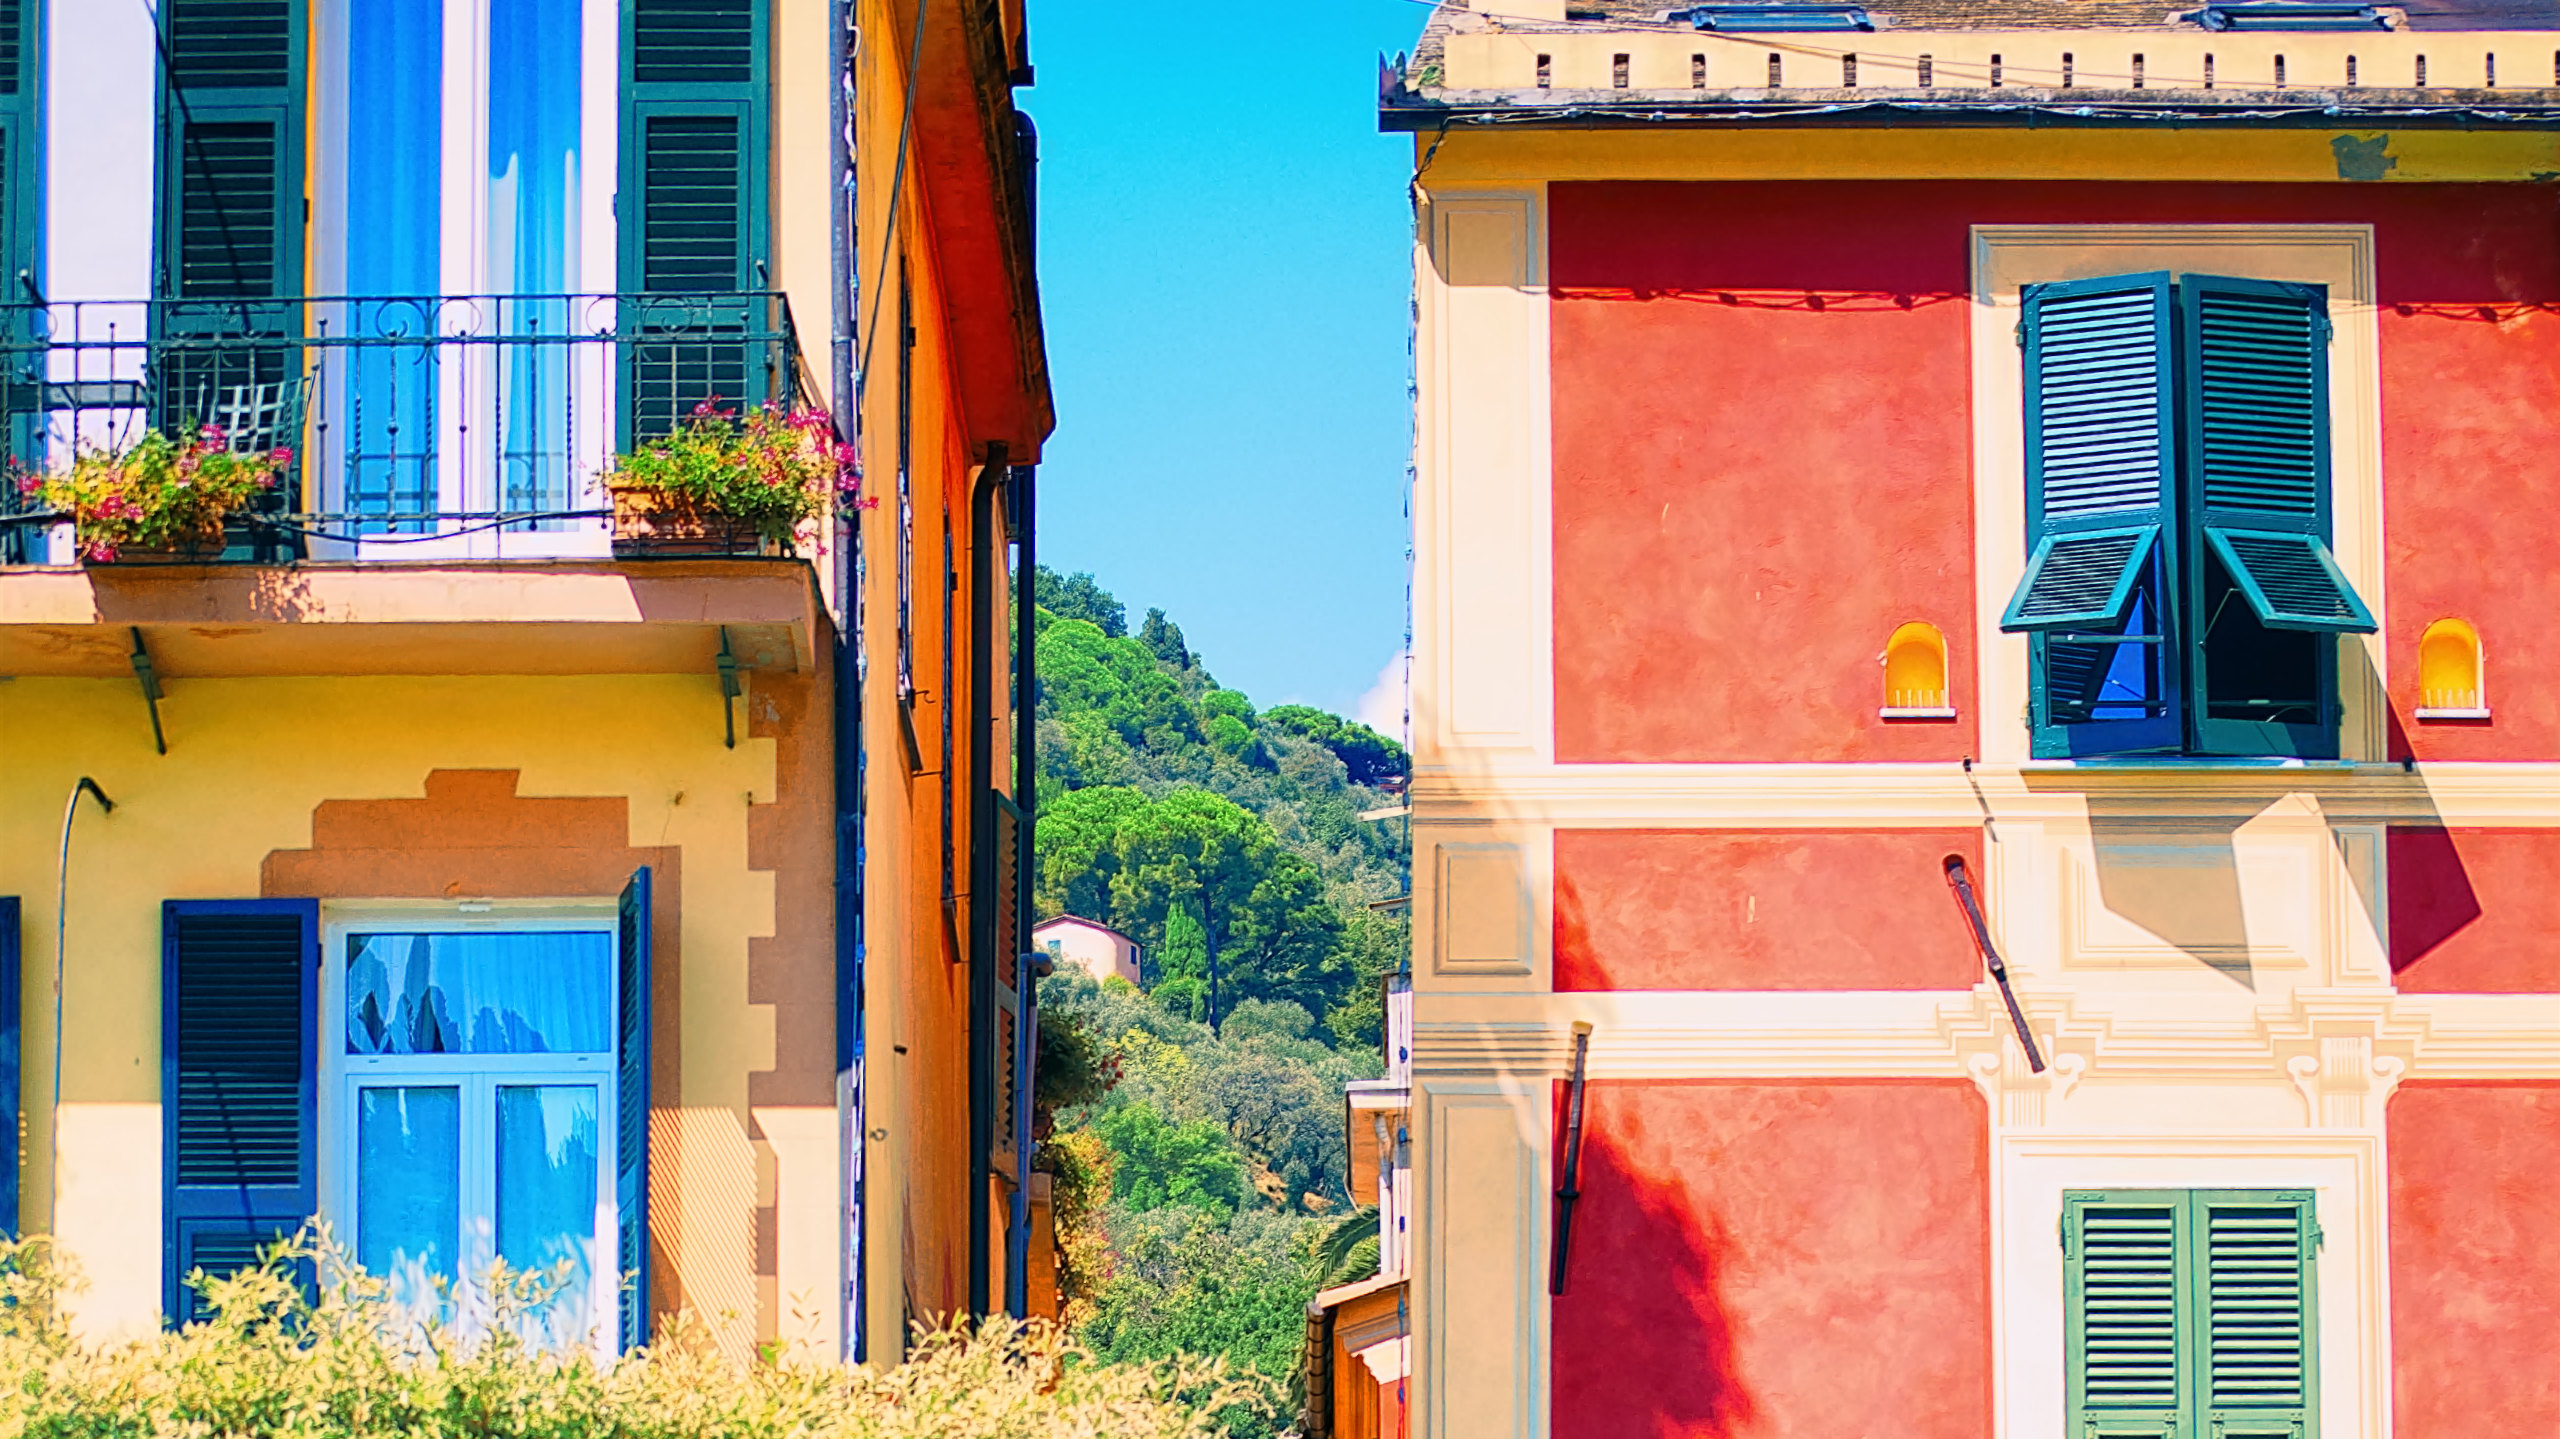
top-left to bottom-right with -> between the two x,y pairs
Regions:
1549,1080 -> 1991,1439
1554,828 -> 1984,990
2388,826 -> 2560,992
2389,1082 -> 2560,1437
1550,180 -> 2560,764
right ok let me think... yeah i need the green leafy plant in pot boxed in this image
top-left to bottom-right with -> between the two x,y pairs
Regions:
606,398 -> 859,556
24,427 -> 290,564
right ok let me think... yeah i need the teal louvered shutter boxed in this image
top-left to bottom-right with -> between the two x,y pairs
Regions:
161,900 -> 317,1325
2197,1192 -> 2318,1439
2178,277 -> 2367,758
619,0 -> 770,447
0,896 -> 18,1236
2008,274 -> 2184,757
158,0 -> 304,303
2066,1192 -> 2187,1438
615,869 -> 653,1353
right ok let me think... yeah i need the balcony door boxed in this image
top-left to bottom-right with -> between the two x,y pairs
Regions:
313,0 -> 618,556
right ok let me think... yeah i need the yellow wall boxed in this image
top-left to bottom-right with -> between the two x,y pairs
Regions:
0,670 -> 837,1354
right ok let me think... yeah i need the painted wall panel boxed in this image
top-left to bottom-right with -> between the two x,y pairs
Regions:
1554,828 -> 1983,990
2389,826 -> 2560,992
1548,1080 -> 1990,1439
2389,1082 -> 2560,1437
1547,181 -> 2560,763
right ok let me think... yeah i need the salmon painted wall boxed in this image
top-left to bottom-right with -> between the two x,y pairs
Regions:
2388,1082 -> 2560,1436
1549,1080 -> 1991,1439
1555,828 -> 1983,990
2388,826 -> 2560,991
1549,180 -> 2560,763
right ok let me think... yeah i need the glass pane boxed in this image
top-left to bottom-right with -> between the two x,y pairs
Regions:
497,1085 -> 601,1345
345,0 -> 443,528
346,931 -> 613,1055
357,1085 -> 460,1313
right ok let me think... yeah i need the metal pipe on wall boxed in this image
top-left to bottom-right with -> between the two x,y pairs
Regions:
827,0 -> 865,1365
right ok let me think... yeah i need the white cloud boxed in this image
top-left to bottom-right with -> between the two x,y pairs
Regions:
1354,652 -> 1410,742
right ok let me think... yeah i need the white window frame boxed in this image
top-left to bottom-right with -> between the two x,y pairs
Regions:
318,902 -> 620,1352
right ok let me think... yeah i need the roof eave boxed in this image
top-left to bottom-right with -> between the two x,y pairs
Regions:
1380,92 -> 2560,129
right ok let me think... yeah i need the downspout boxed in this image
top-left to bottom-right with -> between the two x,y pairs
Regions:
967,443 -> 1007,1317
827,0 -> 863,1365
1004,462 -> 1037,1319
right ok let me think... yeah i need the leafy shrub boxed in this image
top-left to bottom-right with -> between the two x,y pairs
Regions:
0,1233 -> 1272,1439
27,427 -> 289,562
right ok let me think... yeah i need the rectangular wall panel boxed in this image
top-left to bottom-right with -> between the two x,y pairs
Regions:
1424,1087 -> 1538,1439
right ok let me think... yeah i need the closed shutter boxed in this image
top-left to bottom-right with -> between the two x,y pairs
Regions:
2065,1192 -> 2186,1439
2007,273 -> 2184,757
619,0 -> 768,445
161,900 -> 316,1325
2180,277 -> 2372,635
2198,1191 -> 2317,1439
616,868 -> 653,1354
0,896 -> 18,1236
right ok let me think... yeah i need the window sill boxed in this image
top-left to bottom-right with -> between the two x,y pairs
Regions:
1880,706 -> 1959,721
2414,706 -> 2492,721
2018,757 -> 2361,771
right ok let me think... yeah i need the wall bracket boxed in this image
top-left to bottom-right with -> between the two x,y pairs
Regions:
716,627 -> 742,749
129,626 -> 166,755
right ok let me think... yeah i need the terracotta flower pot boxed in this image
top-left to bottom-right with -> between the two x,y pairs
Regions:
608,484 -> 772,558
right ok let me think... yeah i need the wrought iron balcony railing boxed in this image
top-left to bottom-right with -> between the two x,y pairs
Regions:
0,292 -> 811,564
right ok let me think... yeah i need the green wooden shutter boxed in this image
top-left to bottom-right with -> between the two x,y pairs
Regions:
161,900 -> 316,1326
2009,274 -> 2184,757
616,869 -> 653,1354
2177,277 -> 2368,758
619,0 -> 770,446
2065,1192 -> 2187,1438
0,896 -> 19,1237
2196,1191 -> 2318,1439
157,0 -> 304,302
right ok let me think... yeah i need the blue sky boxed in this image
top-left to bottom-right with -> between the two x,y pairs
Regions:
1025,4 -> 1427,730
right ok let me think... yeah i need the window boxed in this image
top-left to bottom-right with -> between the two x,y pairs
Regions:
319,912 -> 633,1350
2002,272 -> 2375,760
2064,1189 -> 2317,1439
1881,621 -> 1954,717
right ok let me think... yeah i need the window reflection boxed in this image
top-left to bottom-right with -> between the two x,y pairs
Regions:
497,1084 -> 601,1347
346,932 -> 613,1055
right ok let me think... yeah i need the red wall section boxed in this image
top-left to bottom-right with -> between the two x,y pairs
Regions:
2389,826 -> 2560,991
2390,1083 -> 2560,1438
1556,827 -> 1983,990
1549,181 -> 2560,762
1550,1080 -> 1991,1439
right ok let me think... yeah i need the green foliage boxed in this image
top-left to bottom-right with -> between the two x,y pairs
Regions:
0,1233 -> 1270,1439
1260,705 -> 1409,789
606,401 -> 850,543
1312,1206 -> 1383,1290
1139,607 -> 1190,667
32,427 -> 289,562
1036,567 -> 1128,637
1097,1105 -> 1251,1216
1080,1208 -> 1325,1439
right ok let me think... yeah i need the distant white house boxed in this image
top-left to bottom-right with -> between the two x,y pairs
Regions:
1033,915 -> 1143,987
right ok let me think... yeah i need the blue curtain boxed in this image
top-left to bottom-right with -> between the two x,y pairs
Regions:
344,0 -> 444,527
345,932 -> 613,1055
489,0 -> 581,515
356,1086 -> 461,1314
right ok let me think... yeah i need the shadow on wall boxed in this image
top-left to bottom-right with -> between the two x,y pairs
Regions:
1548,1099 -> 1755,1439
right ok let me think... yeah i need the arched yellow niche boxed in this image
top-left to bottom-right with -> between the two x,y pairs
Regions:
2417,617 -> 2487,717
1881,621 -> 1954,717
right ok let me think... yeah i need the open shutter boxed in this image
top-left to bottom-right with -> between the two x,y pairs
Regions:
161,899 -> 316,1325
158,0 -> 303,303
2065,1191 -> 2187,1439
0,897 -> 19,1236
2179,277 -> 2367,758
619,0 -> 769,447
2010,274 -> 2183,757
2196,1191 -> 2317,1439
616,868 -> 653,1353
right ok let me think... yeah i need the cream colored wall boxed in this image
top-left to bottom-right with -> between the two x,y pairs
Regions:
1407,138 -> 2560,1439
1035,920 -> 1138,987
0,672 -> 834,1352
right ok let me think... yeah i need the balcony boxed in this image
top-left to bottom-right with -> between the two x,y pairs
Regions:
0,294 -> 826,690
0,292 -> 811,566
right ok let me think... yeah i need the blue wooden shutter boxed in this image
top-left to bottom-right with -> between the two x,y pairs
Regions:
619,0 -> 769,446
616,868 -> 653,1353
0,896 -> 19,1237
161,899 -> 316,1325
2065,1191 -> 2188,1439
2196,1191 -> 2318,1439
2008,274 -> 2184,757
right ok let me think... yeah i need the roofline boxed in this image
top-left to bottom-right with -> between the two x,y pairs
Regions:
1381,93 -> 2560,128
1031,914 -> 1141,944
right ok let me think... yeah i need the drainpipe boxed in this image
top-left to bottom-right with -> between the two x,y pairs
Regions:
827,0 -> 863,1365
52,777 -> 114,1230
